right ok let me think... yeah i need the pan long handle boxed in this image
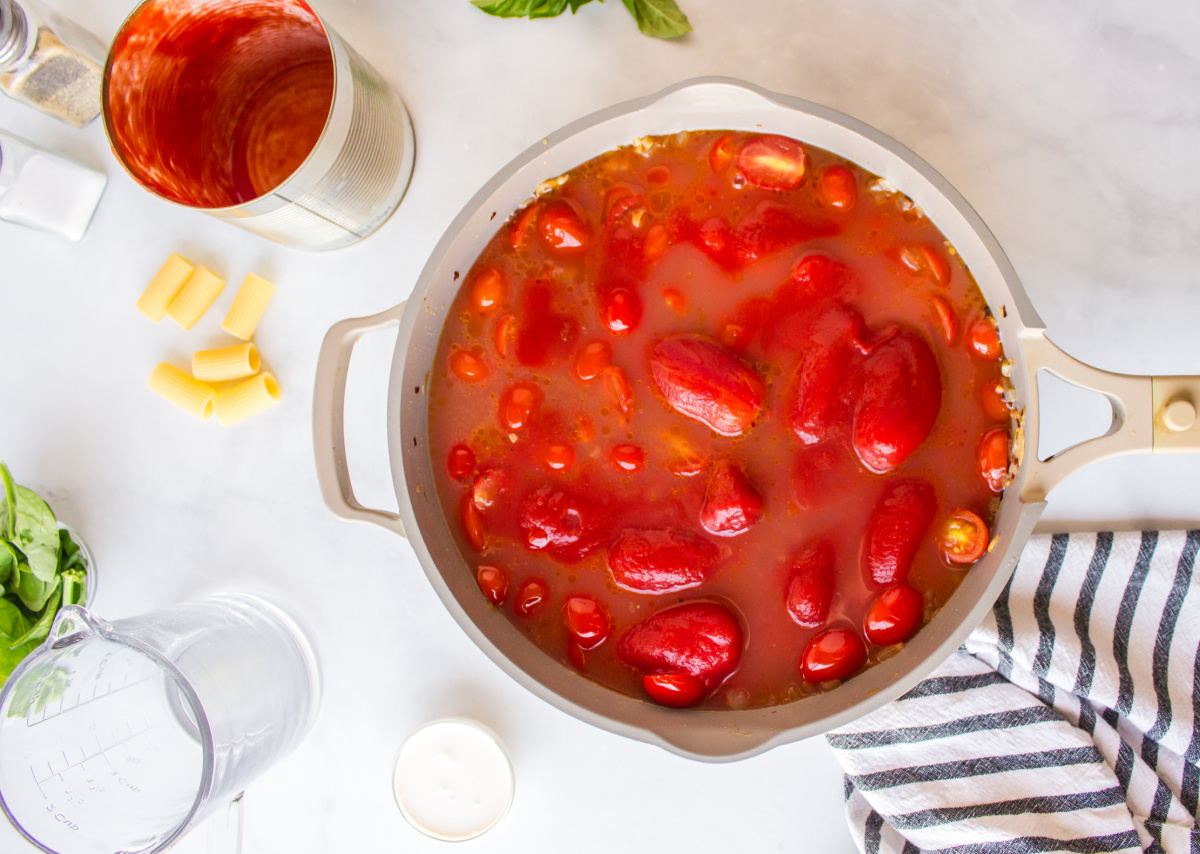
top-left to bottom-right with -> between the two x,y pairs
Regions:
1018,328 -> 1200,502
312,302 -> 409,538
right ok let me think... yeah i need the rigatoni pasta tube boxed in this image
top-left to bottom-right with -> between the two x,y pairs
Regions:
221,273 -> 276,340
136,253 -> 194,322
148,363 -> 216,419
166,266 -> 225,330
214,373 -> 281,425
192,343 -> 260,382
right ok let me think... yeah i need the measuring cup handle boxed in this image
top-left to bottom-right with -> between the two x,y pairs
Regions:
205,793 -> 243,854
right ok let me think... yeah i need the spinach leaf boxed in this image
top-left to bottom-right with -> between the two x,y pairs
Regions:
0,540 -> 15,587
61,568 -> 87,607
15,567 -> 55,612
0,466 -> 89,686
0,597 -> 26,642
10,485 -> 59,583
58,529 -> 85,575
10,581 -> 60,650
0,598 -> 34,685
0,463 -> 15,541
620,0 -> 690,38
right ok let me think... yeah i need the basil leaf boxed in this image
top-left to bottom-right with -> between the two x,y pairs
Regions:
620,0 -> 690,38
9,581 -> 60,650
473,0 -> 576,18
10,486 -> 59,583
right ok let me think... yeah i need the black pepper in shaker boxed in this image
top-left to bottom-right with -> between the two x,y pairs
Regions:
0,0 -> 105,128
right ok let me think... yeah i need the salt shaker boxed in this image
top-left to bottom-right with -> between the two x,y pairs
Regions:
0,0 -> 105,127
0,130 -> 106,240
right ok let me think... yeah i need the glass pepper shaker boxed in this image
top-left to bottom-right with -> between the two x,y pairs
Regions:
0,0 -> 105,127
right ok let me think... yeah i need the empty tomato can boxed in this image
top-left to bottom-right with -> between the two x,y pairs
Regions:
103,0 -> 415,250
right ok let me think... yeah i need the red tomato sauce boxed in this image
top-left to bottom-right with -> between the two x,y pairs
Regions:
428,131 -> 1010,710
106,0 -> 333,208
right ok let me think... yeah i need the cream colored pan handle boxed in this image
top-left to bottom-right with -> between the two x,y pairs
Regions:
1018,327 -> 1200,502
312,301 -> 409,538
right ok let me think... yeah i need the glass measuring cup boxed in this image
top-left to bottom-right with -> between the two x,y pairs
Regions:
0,593 -> 320,854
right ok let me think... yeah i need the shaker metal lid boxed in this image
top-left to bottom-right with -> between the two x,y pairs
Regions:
0,0 -> 28,69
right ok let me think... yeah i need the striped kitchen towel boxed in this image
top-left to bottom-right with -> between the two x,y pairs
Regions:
828,530 -> 1200,854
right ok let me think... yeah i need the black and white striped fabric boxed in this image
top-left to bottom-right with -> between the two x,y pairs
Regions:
828,531 -> 1200,854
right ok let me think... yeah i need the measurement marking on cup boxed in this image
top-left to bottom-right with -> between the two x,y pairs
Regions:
95,735 -> 112,765
27,676 -> 155,727
34,724 -> 152,785
31,766 -> 47,799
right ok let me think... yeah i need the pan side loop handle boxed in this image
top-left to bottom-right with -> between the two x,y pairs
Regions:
1017,328 -> 1200,502
312,302 -> 409,538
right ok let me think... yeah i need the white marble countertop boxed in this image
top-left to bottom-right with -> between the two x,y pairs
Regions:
2,1 -> 1199,851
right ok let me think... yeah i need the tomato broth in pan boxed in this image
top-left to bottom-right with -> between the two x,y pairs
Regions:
427,131 -> 1009,710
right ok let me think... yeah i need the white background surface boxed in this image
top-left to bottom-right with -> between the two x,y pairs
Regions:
2,1 -> 1199,851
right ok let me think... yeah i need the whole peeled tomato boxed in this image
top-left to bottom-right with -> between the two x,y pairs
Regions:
468,267 -> 506,314
460,493 -> 485,551
978,427 -> 1010,493
449,349 -> 489,383
475,565 -> 509,606
785,540 -> 835,627
800,628 -> 867,683
782,303 -> 867,445
730,202 -> 839,268
789,254 -> 847,301
699,459 -> 763,537
819,165 -> 858,210
519,485 -> 610,563
539,199 -> 591,254
617,601 -> 743,707
642,673 -> 706,708
514,577 -> 549,617
863,585 -> 924,647
573,340 -> 612,383
563,595 -> 610,650
515,280 -> 579,367
471,467 -> 512,510
609,443 -> 646,472
498,381 -> 543,432
852,330 -> 942,474
649,334 -> 765,437
446,444 -> 475,481
968,318 -> 1002,360
787,342 -> 846,446
607,528 -> 721,593
600,287 -> 642,335
862,479 -> 936,587
709,133 -> 735,173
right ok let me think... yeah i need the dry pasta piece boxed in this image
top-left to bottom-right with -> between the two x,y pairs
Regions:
214,373 -> 281,425
166,266 -> 225,330
148,363 -> 216,419
136,253 -> 194,322
192,343 -> 260,382
221,273 -> 276,340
